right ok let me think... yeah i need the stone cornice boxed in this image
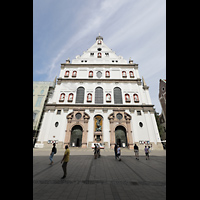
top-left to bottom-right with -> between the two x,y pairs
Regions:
44,103 -> 155,113
57,77 -> 142,85
61,63 -> 139,69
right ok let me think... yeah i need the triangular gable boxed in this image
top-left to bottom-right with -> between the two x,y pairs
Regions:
72,36 -> 127,64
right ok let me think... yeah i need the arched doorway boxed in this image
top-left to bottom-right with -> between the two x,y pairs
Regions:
115,126 -> 127,147
70,125 -> 83,147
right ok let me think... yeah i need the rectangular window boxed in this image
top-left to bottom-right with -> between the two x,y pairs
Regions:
57,110 -> 61,115
35,97 -> 43,107
137,111 -> 142,115
33,112 -> 37,122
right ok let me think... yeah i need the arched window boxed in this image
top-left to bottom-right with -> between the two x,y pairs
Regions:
122,71 -> 127,78
89,71 -> 93,77
125,94 -> 130,102
114,87 -> 122,104
75,87 -> 85,103
97,40 -> 102,45
105,71 -> 110,77
64,71 -> 69,77
97,52 -> 102,58
133,94 -> 139,102
68,93 -> 73,102
59,93 -> 65,102
129,71 -> 134,78
95,87 -> 103,104
72,71 -> 77,77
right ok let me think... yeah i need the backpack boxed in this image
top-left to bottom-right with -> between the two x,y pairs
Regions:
54,147 -> 57,154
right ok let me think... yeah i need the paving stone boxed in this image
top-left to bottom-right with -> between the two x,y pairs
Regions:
33,148 -> 166,200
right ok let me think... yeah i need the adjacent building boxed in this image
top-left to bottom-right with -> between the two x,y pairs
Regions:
33,81 -> 55,145
158,79 -> 166,141
36,35 -> 162,149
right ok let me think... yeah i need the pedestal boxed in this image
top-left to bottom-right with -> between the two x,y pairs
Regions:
94,131 -> 102,135
94,131 -> 102,143
82,143 -> 87,148
110,144 -> 115,149
128,144 -> 134,149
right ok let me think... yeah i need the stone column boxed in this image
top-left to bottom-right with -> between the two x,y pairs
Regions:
64,112 -> 73,148
81,130 -> 87,148
108,113 -> 115,149
125,112 -> 134,149
82,112 -> 90,148
64,129 -> 70,147
126,121 -> 134,149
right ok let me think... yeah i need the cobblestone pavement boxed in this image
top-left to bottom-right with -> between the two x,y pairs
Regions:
33,148 -> 166,200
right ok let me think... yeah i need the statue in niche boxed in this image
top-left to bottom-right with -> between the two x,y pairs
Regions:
68,93 -> 73,101
87,93 -> 92,101
106,94 -> 111,101
96,118 -> 102,132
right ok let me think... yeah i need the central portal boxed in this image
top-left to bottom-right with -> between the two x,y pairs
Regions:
115,126 -> 127,147
70,125 -> 83,147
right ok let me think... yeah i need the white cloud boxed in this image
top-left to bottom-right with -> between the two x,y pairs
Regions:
36,0 -> 131,81
33,0 -> 166,113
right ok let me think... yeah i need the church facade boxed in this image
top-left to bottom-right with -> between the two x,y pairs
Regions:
36,35 -> 162,150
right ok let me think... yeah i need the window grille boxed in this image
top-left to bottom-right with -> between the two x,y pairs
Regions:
114,87 -> 122,104
75,87 -> 85,103
95,87 -> 103,104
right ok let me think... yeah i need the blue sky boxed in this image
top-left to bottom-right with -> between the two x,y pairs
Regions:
33,0 -> 166,114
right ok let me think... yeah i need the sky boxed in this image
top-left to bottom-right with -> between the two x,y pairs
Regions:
33,0 -> 166,114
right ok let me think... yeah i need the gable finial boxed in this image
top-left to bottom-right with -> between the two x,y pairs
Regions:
142,76 -> 149,90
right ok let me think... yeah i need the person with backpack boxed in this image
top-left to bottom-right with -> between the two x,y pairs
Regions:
49,143 -> 57,165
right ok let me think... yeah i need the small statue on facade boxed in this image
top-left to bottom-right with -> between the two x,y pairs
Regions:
96,118 -> 102,131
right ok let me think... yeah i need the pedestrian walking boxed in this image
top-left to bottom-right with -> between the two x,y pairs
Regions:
61,145 -> 70,179
114,143 -> 117,159
94,144 -> 97,159
117,145 -> 121,161
144,145 -> 149,160
148,145 -> 151,153
49,143 -> 57,165
134,144 -> 139,160
97,144 -> 101,158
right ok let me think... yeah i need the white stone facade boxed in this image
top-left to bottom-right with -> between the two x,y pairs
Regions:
36,35 -> 162,149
